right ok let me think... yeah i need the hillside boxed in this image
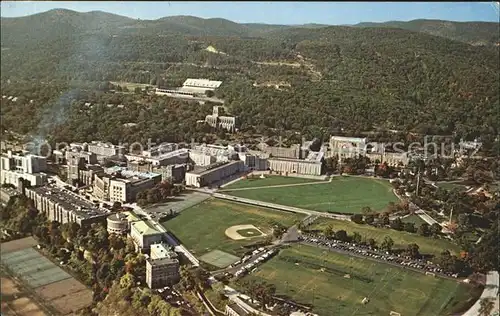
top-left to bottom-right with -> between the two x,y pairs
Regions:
353,19 -> 500,46
0,9 -> 499,150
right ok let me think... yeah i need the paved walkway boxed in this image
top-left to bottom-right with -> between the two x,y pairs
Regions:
462,271 -> 499,316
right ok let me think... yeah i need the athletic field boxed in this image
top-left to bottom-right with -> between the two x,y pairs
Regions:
161,199 -> 304,258
242,244 -> 480,316
223,175 -> 322,190
225,176 -> 398,214
310,218 -> 461,256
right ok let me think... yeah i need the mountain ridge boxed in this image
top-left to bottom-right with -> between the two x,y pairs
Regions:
1,9 -> 498,45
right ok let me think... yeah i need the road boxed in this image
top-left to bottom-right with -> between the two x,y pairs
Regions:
392,189 -> 441,227
462,271 -> 499,316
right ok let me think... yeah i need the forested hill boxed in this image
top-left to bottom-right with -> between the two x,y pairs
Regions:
1,9 -> 498,42
353,19 -> 500,46
1,9 -> 499,148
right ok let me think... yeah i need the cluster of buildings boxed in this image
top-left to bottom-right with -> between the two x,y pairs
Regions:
155,78 -> 222,98
155,78 -> 236,132
1,150 -> 48,187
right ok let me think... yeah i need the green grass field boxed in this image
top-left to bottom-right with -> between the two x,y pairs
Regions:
242,245 -> 480,316
401,214 -> 427,227
436,182 -> 468,192
310,218 -> 461,256
161,199 -> 304,257
225,176 -> 398,214
223,175 -> 322,190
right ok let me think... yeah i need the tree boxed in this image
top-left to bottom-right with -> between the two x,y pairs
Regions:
390,218 -> 404,231
351,232 -> 362,244
418,223 -> 430,237
112,201 -> 122,211
323,224 -> 335,239
119,273 -> 135,290
335,230 -> 348,242
205,90 -> 215,98
403,222 -> 416,233
350,214 -> 363,224
381,236 -> 394,252
478,298 -> 495,316
406,243 -> 420,259
378,213 -> 390,226
430,223 -> 442,236
364,214 -> 375,225
367,238 -> 377,249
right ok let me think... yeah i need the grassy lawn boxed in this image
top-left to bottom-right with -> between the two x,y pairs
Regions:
225,176 -> 398,214
401,214 -> 427,227
242,244 -> 480,316
161,199 -> 304,257
436,182 -> 468,192
223,175 -> 321,190
310,218 -> 461,256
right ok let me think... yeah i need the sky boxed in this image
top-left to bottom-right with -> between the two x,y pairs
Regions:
0,1 -> 498,25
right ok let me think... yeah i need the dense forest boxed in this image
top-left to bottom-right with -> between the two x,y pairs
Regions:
1,10 -> 499,151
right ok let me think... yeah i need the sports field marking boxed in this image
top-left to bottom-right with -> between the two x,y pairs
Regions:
225,224 -> 266,240
297,274 -> 319,295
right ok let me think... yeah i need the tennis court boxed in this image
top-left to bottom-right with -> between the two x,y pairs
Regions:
1,247 -> 72,288
199,249 -> 240,268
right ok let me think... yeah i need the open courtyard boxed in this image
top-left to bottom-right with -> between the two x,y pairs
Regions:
161,199 -> 304,259
241,244 -> 481,316
224,176 -> 399,214
310,218 -> 461,256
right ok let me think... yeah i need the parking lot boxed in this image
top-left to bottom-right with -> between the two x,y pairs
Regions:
144,191 -> 210,220
300,233 -> 459,279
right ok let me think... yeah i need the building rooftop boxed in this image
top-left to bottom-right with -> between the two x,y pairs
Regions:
104,166 -> 161,180
330,136 -> 367,143
147,256 -> 179,266
188,160 -> 240,176
268,157 -> 322,164
107,212 -> 139,223
89,141 -> 125,149
305,151 -> 324,162
183,78 -> 222,89
28,185 -> 110,220
127,148 -> 189,162
226,303 -> 250,316
131,221 -> 161,236
151,243 -> 178,259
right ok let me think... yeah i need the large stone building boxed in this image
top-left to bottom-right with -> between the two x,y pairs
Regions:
146,256 -> 180,289
205,106 -> 236,132
185,160 -> 244,188
0,151 -> 48,187
65,150 -> 98,186
130,221 -> 163,252
125,148 -> 189,167
93,167 -> 162,203
25,185 -> 110,227
257,143 -> 304,159
106,211 -> 140,235
366,152 -> 410,167
156,78 -> 222,97
268,158 -> 322,176
147,243 -> 181,289
87,141 -> 126,158
329,136 -> 368,160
